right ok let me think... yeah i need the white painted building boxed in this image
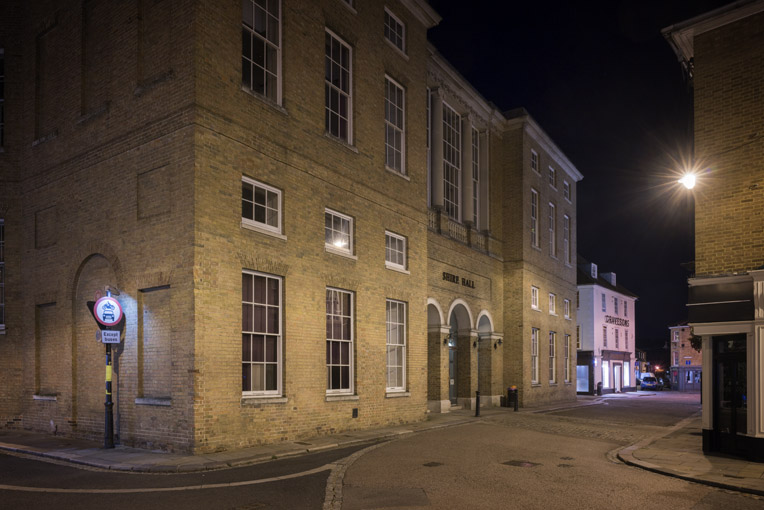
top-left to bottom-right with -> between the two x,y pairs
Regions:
576,260 -> 637,394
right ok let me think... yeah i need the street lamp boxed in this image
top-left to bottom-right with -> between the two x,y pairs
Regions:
678,173 -> 696,189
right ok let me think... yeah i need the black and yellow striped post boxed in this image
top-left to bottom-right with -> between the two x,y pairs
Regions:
104,343 -> 114,449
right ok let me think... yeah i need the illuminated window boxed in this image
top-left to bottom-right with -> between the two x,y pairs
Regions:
385,231 -> 406,270
531,328 -> 539,383
383,8 -> 405,53
624,361 -> 630,386
325,30 -> 352,142
242,177 -> 282,234
242,0 -> 281,103
242,271 -> 281,395
602,361 -> 610,388
326,288 -> 354,393
442,103 -> 461,220
386,299 -> 406,391
325,209 -> 353,255
549,331 -> 557,383
531,286 -> 539,310
530,188 -> 539,247
384,76 -> 405,173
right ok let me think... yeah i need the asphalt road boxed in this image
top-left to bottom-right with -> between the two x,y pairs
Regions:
0,443 -> 369,509
3,393 -> 762,510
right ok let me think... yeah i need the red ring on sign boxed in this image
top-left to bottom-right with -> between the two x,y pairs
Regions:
94,296 -> 123,327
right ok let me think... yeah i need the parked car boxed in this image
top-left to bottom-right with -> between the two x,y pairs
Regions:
640,376 -> 660,390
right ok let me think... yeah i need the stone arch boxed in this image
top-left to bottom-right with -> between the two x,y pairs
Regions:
427,298 -> 445,327
476,310 -> 494,335
70,253 -> 120,438
447,298 -> 474,332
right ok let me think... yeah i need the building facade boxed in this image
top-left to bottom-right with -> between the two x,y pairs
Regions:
669,323 -> 702,391
0,0 -> 581,452
664,0 -> 764,461
576,261 -> 637,394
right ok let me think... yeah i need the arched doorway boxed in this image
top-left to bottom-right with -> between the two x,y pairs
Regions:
448,301 -> 475,409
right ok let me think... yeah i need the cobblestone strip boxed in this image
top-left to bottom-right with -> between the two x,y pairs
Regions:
323,441 -> 389,510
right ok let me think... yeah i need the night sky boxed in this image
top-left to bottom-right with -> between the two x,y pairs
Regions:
427,0 -> 734,354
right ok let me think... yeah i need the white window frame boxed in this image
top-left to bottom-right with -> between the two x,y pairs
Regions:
531,328 -> 539,384
531,286 -> 539,310
326,287 -> 354,394
242,270 -> 282,396
549,331 -> 557,383
325,208 -> 353,256
384,75 -> 406,174
242,177 -> 282,235
442,102 -> 461,221
385,230 -> 407,271
563,180 -> 571,202
563,214 -> 570,265
386,299 -> 406,392
383,7 -> 405,54
548,166 -> 557,189
563,298 -> 570,319
614,297 -> 619,315
548,202 -> 556,257
530,149 -> 539,174
530,188 -> 539,247
325,29 -> 352,143
242,0 -> 281,104
564,334 -> 571,382
601,293 -> 606,312
548,293 -> 556,315
471,127 -> 480,228
615,329 -> 620,349
603,325 -> 608,347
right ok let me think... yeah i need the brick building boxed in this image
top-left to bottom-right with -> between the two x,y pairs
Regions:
664,0 -> 764,461
0,0 -> 581,452
668,323 -> 702,392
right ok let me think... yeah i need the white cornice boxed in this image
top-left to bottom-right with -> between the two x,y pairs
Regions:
504,112 -> 583,182
400,0 -> 442,28
662,0 -> 764,61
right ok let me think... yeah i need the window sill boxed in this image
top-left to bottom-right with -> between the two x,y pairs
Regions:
241,221 -> 287,240
32,130 -> 58,147
549,312 -> 558,316
77,102 -> 110,125
564,316 -> 571,320
0,327 -> 5,335
531,307 -> 541,312
385,391 -> 410,398
240,85 -> 288,116
135,397 -> 171,407
325,394 -> 359,402
531,383 -> 541,387
33,394 -> 57,401
385,263 -> 409,274
384,38 -> 409,60
325,246 -> 357,260
324,132 -> 359,153
241,396 -> 288,405
385,166 -> 410,180
549,383 -> 558,386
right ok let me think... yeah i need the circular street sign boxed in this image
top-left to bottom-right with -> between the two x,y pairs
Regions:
94,296 -> 123,327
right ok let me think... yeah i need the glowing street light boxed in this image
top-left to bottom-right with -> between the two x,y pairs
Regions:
678,173 -> 696,189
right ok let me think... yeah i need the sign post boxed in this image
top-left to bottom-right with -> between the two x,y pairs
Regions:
87,291 -> 125,449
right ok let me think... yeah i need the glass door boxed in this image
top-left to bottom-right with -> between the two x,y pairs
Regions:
713,335 -> 747,454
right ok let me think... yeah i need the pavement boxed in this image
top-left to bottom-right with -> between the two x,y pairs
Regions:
1,393 -> 763,497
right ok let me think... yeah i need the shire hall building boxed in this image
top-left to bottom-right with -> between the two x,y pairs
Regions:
0,0 -> 581,453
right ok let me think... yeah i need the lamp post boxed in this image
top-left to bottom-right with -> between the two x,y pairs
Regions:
678,172 -> 697,275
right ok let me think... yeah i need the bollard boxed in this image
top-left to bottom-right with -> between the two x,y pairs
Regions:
507,386 -> 519,412
475,390 -> 480,417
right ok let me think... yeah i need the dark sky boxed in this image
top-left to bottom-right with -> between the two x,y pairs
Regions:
427,0 -> 733,350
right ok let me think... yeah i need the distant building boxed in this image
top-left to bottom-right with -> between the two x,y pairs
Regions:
669,323 -> 701,391
635,349 -> 648,380
664,0 -> 764,461
576,260 -> 637,394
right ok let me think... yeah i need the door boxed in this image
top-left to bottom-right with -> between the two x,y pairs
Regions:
448,334 -> 457,405
614,364 -> 622,392
713,335 -> 747,455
